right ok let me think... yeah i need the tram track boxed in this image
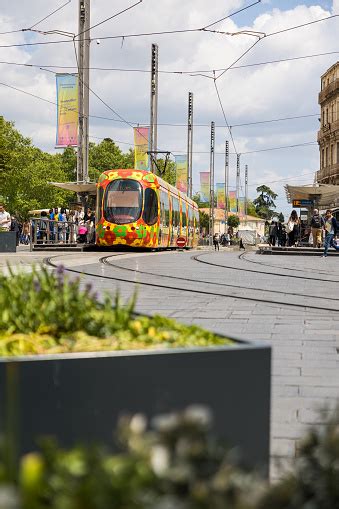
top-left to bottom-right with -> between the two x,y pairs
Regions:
44,252 -> 339,314
192,252 -> 339,284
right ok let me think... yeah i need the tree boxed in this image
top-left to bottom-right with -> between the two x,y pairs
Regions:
155,159 -> 176,186
199,211 -> 209,232
246,200 -> 258,217
88,139 -> 134,181
227,215 -> 240,229
277,212 -> 285,222
253,185 -> 278,220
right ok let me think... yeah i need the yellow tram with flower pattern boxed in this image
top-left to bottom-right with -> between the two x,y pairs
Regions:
95,169 -> 199,248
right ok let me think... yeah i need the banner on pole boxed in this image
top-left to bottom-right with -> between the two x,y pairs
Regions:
216,183 -> 225,209
199,172 -> 210,202
175,155 -> 188,193
229,191 -> 237,213
56,74 -> 78,147
238,197 -> 245,216
134,127 -> 150,171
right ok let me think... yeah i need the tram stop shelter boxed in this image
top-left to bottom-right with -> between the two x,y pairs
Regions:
49,181 -> 97,195
285,183 -> 339,211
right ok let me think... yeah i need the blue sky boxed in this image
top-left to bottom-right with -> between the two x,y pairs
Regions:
0,0 -> 338,217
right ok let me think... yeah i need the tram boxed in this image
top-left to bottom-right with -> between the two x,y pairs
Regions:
95,168 -> 200,248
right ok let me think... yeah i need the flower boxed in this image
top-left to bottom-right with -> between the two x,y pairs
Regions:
113,225 -> 128,237
96,224 -> 106,239
150,445 -> 170,475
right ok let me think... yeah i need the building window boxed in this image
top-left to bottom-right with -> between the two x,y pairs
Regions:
337,143 -> 339,165
325,147 -> 328,167
322,148 -> 325,168
326,108 -> 329,124
330,145 -> 334,165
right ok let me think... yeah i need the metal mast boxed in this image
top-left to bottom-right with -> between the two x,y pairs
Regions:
209,121 -> 215,246
149,43 -> 158,173
236,153 -> 240,214
224,140 -> 229,233
187,92 -> 194,197
77,0 -> 90,184
245,164 -> 248,224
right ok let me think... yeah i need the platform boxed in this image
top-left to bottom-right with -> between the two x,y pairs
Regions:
257,244 -> 339,256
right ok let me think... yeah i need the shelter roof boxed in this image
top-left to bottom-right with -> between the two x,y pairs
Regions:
49,182 -> 97,194
285,184 -> 339,207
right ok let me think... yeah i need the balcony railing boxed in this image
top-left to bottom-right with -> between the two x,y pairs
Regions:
317,162 -> 339,182
319,78 -> 339,104
317,119 -> 339,142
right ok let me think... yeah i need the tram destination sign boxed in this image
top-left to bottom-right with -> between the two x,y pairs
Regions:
176,236 -> 187,248
292,199 -> 314,207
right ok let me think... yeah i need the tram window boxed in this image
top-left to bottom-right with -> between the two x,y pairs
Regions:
160,190 -> 169,226
104,179 -> 142,224
143,188 -> 158,225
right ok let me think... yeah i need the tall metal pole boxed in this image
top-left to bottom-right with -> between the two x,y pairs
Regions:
150,43 -> 158,173
187,92 -> 194,198
209,121 -> 215,246
245,164 -> 248,224
224,140 -> 229,234
77,0 -> 90,184
236,153 -> 240,214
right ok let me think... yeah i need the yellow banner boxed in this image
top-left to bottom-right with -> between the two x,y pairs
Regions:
134,127 -> 150,171
175,155 -> 187,193
56,74 -> 78,147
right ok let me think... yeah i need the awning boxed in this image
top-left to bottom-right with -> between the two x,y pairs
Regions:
49,182 -> 97,194
285,184 -> 339,207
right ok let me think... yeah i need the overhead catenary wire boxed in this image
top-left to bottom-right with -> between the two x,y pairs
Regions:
0,11 -> 337,49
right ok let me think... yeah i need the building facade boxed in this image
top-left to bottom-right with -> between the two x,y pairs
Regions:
317,62 -> 339,184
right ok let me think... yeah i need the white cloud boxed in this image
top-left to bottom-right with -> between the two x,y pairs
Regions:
0,0 -> 338,215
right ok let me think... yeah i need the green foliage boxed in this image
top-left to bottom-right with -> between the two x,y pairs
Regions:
277,212 -> 285,223
227,215 -> 240,228
199,211 -> 209,232
0,266 -> 231,356
246,200 -> 258,217
253,185 -> 278,220
155,159 -> 176,186
15,407 -> 264,509
88,138 -> 134,181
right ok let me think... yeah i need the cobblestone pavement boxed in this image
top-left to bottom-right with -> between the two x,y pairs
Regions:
2,247 -> 339,478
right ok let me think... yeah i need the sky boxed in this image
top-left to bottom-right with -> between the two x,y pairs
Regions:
0,0 -> 338,216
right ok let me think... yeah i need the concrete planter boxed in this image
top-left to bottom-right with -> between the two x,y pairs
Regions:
0,342 -> 271,474
0,231 -> 16,252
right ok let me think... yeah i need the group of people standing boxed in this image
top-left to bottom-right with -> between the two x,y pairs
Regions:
38,207 -> 96,244
268,208 -> 338,257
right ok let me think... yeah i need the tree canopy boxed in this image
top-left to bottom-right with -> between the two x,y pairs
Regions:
253,185 -> 278,220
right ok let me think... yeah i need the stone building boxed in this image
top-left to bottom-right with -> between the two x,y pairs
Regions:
317,62 -> 339,184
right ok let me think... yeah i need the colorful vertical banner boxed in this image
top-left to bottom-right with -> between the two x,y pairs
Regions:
200,172 -> 210,202
216,183 -> 225,209
238,197 -> 245,216
134,127 -> 150,171
229,191 -> 237,213
56,74 -> 78,147
174,155 -> 188,193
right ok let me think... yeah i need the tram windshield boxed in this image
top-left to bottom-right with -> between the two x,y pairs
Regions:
104,179 -> 142,224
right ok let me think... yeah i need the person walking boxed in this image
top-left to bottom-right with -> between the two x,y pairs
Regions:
311,208 -> 324,248
213,233 -> 220,251
287,210 -> 299,247
10,216 -> 20,246
322,209 -> 339,257
0,204 -> 11,231
268,221 -> 278,246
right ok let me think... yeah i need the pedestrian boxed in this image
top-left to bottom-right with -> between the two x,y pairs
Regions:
84,207 -> 95,244
10,216 -> 20,246
21,220 -> 30,244
322,209 -> 339,257
213,233 -> 220,251
239,237 -> 245,250
310,208 -> 324,248
287,210 -> 299,247
38,211 -> 48,244
0,203 -> 11,231
268,221 -> 278,246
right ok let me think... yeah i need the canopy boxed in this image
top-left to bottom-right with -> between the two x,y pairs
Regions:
49,182 -> 97,194
285,184 -> 339,207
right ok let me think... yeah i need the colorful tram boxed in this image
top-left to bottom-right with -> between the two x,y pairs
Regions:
95,168 -> 200,248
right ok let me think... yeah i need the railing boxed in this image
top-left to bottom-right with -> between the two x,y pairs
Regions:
317,119 -> 339,141
317,163 -> 339,183
319,78 -> 339,103
29,218 -> 92,251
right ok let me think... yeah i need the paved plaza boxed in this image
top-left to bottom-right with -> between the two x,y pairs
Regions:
1,247 -> 339,478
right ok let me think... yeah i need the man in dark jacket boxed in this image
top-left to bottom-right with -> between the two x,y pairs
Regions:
311,208 -> 324,248
323,209 -> 339,257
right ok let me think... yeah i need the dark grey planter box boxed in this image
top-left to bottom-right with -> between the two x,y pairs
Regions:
0,343 -> 271,475
0,231 -> 16,252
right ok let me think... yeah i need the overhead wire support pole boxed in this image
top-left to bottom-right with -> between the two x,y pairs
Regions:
77,0 -> 90,184
209,121 -> 215,246
224,140 -> 229,234
150,43 -> 158,173
245,164 -> 248,224
187,92 -> 193,198
236,153 -> 240,214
